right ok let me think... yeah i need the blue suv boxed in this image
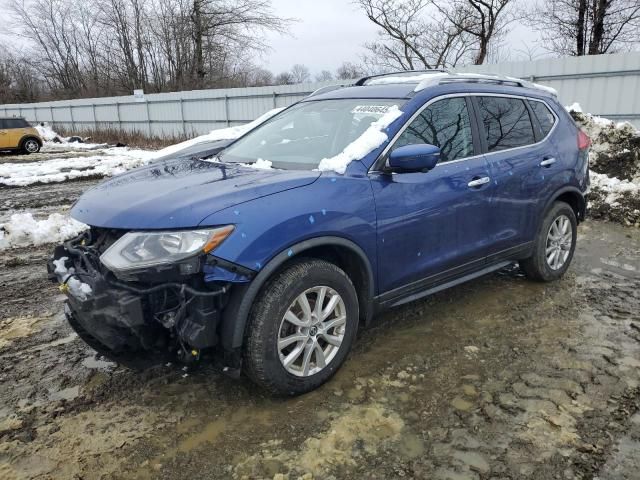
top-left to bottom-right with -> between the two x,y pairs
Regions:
49,71 -> 590,395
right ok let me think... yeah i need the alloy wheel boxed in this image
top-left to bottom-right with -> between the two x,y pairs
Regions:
25,140 -> 39,153
545,214 -> 572,270
277,286 -> 346,377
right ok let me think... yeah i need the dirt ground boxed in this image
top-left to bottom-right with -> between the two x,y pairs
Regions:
1,151 -> 640,479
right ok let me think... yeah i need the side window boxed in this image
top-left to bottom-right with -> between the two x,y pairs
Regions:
529,100 -> 556,136
393,97 -> 474,163
3,118 -> 28,129
476,97 -> 536,152
0,119 -> 7,129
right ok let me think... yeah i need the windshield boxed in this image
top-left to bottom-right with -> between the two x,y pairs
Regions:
219,99 -> 402,170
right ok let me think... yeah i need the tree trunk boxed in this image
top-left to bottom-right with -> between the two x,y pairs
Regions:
589,0 -> 608,54
192,0 -> 205,86
576,0 -> 587,55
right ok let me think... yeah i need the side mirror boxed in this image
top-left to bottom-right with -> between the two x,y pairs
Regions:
387,144 -> 440,173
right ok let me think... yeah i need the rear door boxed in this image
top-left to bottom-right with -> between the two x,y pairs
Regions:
473,95 -> 555,256
0,120 -> 11,149
370,95 -> 496,298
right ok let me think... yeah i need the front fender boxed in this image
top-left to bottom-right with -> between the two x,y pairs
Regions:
199,173 -> 378,350
217,235 -> 375,350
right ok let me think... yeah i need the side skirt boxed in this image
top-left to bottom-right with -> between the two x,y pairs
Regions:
375,260 -> 513,309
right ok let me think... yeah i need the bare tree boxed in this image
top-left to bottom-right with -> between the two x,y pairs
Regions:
527,0 -> 640,55
248,67 -> 275,86
335,62 -> 365,79
274,71 -> 294,84
435,0 -> 516,65
6,0 -> 292,99
290,64 -> 310,83
315,70 -> 334,82
356,0 -> 516,70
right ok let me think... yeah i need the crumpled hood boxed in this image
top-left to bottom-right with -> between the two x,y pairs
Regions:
71,158 -> 320,229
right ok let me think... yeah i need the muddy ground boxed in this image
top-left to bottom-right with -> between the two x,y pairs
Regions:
1,154 -> 640,480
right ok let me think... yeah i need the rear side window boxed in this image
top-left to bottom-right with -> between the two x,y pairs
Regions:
393,97 -> 474,163
529,100 -> 556,136
476,97 -> 536,152
2,118 -> 30,129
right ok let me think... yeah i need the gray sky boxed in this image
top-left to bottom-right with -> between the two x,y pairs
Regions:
260,0 -> 380,74
262,0 -> 544,75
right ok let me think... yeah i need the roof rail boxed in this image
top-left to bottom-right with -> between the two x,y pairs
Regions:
414,72 -> 558,96
354,69 -> 447,86
307,85 -> 344,98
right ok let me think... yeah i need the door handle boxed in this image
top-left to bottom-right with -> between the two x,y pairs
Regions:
468,176 -> 490,188
540,157 -> 556,167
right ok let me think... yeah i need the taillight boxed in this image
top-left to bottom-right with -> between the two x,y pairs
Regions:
577,129 -> 591,150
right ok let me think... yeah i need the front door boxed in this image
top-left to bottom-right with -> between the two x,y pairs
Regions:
370,96 -> 495,298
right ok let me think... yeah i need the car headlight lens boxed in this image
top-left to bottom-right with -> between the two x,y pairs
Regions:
100,225 -> 234,272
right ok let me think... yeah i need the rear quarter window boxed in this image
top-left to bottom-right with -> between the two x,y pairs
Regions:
529,100 -> 556,136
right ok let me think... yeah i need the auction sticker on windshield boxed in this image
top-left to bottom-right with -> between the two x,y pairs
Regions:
351,105 -> 393,115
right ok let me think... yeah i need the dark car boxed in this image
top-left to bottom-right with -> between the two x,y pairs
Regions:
49,71 -> 590,395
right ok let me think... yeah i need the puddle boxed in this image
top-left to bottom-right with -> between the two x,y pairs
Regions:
82,355 -> 116,370
27,333 -> 78,352
48,386 -> 80,402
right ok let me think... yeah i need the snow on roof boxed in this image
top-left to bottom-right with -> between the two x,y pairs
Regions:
317,105 -> 403,174
366,73 -> 443,86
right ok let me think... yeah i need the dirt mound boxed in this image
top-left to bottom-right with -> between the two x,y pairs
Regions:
568,107 -> 640,182
567,105 -> 640,225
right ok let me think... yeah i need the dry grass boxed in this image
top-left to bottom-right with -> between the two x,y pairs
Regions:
53,125 -> 189,150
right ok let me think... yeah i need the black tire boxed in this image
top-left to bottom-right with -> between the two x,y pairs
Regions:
21,137 -> 41,154
243,258 -> 359,396
520,201 -> 577,282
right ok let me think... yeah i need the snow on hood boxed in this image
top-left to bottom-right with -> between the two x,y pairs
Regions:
151,107 -> 284,160
0,212 -> 86,250
0,148 -> 156,186
317,105 -> 403,174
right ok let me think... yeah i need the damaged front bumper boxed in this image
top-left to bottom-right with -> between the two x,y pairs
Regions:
48,230 -> 245,369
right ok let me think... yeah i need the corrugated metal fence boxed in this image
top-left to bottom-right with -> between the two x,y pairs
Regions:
0,81 -> 342,137
1,52 -> 640,135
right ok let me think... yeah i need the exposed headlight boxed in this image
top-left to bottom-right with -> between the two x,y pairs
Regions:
100,226 -> 234,272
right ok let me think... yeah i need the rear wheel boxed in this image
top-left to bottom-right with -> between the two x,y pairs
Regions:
243,259 -> 359,395
520,201 -> 577,282
21,138 -> 41,154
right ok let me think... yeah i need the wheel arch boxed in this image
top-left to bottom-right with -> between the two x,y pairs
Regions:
19,135 -> 42,149
544,186 -> 586,224
218,236 -> 375,351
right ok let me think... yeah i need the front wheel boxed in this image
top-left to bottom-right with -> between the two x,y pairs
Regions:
243,259 -> 359,395
520,201 -> 577,282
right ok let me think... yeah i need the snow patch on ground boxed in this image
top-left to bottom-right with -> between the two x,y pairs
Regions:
152,108 -> 283,160
0,148 -> 155,186
35,124 -> 59,141
0,213 -> 87,250
35,123 -> 109,150
317,105 -> 403,174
